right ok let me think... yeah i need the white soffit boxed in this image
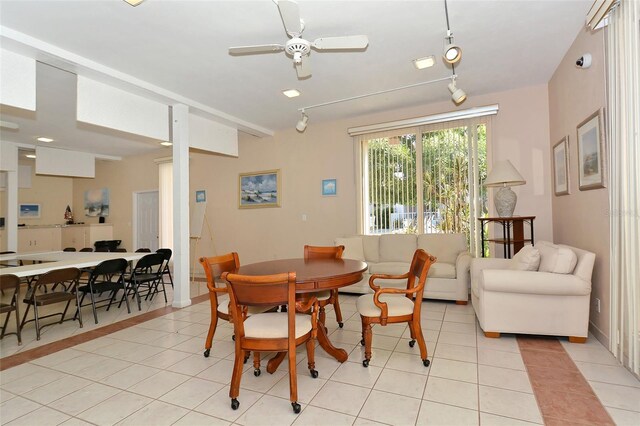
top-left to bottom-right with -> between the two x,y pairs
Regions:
77,76 -> 169,141
35,146 -> 95,178
188,113 -> 238,157
0,49 -> 36,111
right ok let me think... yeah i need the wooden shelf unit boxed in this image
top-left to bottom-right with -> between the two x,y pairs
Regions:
478,216 -> 535,258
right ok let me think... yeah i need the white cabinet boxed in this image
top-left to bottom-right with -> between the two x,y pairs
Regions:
60,224 -> 113,250
18,226 -> 62,252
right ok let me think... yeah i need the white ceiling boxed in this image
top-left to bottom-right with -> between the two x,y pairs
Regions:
0,0 -> 591,157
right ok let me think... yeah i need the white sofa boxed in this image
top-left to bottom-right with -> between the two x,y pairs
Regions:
471,241 -> 596,342
334,233 -> 471,303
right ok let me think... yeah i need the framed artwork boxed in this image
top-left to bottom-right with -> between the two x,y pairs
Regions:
322,179 -> 337,196
552,136 -> 570,196
195,190 -> 206,203
84,188 -> 110,217
19,203 -> 41,219
577,109 -> 606,190
239,169 -> 280,208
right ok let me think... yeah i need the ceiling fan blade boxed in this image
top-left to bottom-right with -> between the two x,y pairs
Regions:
278,0 -> 302,37
295,56 -> 311,78
311,35 -> 369,50
228,44 -> 285,55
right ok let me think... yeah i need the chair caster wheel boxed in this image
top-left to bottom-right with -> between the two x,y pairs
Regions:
409,339 -> 416,348
231,398 -> 239,410
310,369 -> 318,379
292,402 -> 301,414
362,359 -> 369,367
360,339 -> 365,346
423,359 -> 430,367
203,349 -> 210,358
338,322 -> 344,328
254,368 -> 261,377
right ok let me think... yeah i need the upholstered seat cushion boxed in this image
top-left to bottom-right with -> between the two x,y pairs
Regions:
316,290 -> 331,301
243,312 -> 312,339
216,295 -> 272,315
356,294 -> 414,317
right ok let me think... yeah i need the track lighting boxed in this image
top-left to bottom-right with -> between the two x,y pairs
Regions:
443,40 -> 462,64
448,78 -> 467,105
296,111 -> 309,132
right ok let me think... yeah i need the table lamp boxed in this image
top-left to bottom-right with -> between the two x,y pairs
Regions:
484,160 -> 526,217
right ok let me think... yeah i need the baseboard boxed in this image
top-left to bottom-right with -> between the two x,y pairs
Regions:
172,299 -> 193,309
589,321 -> 610,349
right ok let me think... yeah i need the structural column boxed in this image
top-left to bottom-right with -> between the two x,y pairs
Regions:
171,104 -> 191,308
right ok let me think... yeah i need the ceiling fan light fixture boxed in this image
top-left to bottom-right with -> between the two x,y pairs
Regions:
296,111 -> 309,132
448,80 -> 467,105
413,56 -> 436,70
282,89 -> 301,98
123,0 -> 145,6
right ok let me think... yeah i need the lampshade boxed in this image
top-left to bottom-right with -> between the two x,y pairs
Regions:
484,160 -> 526,187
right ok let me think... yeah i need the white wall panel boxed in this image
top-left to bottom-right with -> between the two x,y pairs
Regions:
0,49 -> 36,111
36,146 -> 95,178
77,76 -> 169,141
0,142 -> 18,171
189,113 -> 238,157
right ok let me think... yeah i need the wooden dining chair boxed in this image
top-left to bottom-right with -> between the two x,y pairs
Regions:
357,249 -> 436,368
0,274 -> 22,345
304,245 -> 345,328
76,258 -> 130,324
199,252 -> 240,358
222,271 -> 319,414
20,267 -> 83,340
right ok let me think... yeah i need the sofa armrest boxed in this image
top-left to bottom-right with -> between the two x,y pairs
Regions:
455,252 -> 472,276
480,269 -> 591,296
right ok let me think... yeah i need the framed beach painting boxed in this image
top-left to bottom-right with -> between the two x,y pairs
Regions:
552,136 -> 570,196
19,203 -> 41,219
577,109 -> 606,190
322,179 -> 337,196
84,188 -> 110,217
239,169 -> 280,208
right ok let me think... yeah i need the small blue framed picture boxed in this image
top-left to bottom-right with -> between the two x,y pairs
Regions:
322,179 -> 337,196
196,190 -> 206,203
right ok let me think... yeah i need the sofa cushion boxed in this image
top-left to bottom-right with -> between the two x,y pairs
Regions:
418,233 -> 466,264
356,294 -> 414,317
334,237 -> 365,261
368,262 -> 410,276
510,245 -> 540,271
428,262 -> 456,279
361,235 -> 380,263
379,234 -> 416,262
536,241 -> 578,274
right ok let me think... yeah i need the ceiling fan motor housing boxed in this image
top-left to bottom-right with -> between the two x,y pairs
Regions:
286,38 -> 311,63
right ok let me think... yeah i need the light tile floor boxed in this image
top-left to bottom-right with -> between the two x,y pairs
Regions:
2,293 -> 640,425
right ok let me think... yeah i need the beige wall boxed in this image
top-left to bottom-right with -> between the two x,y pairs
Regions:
71,150 -> 163,251
548,27 -> 609,345
190,83 -> 554,266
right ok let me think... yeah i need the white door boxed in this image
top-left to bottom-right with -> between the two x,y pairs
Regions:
135,191 -> 159,251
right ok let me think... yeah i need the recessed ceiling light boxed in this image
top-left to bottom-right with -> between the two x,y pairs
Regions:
36,137 -> 54,143
25,154 -> 36,159
123,0 -> 145,6
160,141 -> 173,146
282,89 -> 301,98
413,56 -> 436,70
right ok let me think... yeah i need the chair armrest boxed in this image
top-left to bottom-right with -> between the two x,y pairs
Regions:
368,272 -> 409,291
372,286 -> 414,323
455,251 -> 472,276
480,269 -> 591,296
471,258 -> 512,281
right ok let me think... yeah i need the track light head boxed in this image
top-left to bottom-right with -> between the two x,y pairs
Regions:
443,43 -> 462,64
296,111 -> 309,132
448,80 -> 467,105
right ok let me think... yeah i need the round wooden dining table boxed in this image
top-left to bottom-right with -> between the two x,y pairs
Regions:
236,258 -> 368,369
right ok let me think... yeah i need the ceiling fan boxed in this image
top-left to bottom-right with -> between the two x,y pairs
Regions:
228,0 -> 369,79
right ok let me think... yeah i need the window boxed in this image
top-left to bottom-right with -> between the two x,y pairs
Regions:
359,118 -> 488,254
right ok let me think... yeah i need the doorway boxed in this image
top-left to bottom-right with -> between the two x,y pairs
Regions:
134,190 -> 159,252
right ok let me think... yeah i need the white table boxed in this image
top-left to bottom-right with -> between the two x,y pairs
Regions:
0,251 -> 147,278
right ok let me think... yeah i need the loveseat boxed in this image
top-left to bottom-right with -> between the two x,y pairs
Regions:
334,233 -> 471,303
471,241 -> 596,342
